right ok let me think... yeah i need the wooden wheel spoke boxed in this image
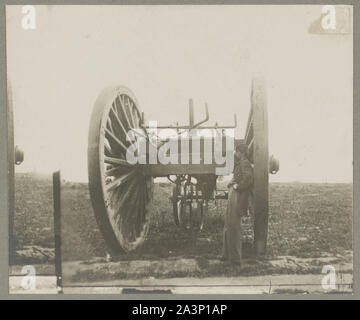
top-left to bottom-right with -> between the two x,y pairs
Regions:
104,156 -> 131,166
106,165 -> 131,177
118,95 -> 134,130
118,183 -> 140,241
104,141 -> 113,157
107,118 -> 115,134
132,106 -> 140,128
110,104 -> 133,143
123,182 -> 141,240
128,100 -> 139,128
113,99 -> 147,142
105,128 -> 128,152
125,97 -> 136,128
106,169 -> 136,192
112,179 -> 138,220
105,116 -> 125,157
129,98 -> 142,126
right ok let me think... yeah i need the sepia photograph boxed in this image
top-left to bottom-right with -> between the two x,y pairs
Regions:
6,4 -> 353,294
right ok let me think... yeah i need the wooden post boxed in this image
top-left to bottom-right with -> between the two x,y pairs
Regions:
189,99 -> 194,128
53,171 -> 63,293
7,81 -> 15,266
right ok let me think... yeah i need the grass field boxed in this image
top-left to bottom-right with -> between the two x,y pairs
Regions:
14,173 -> 353,277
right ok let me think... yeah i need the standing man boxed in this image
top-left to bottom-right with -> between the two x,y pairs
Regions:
222,142 -> 254,265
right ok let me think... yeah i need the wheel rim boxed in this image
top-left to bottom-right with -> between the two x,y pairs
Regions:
245,77 -> 269,256
88,86 -> 153,253
8,80 -> 15,264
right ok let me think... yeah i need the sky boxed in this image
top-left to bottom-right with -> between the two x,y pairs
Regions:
6,5 -> 353,182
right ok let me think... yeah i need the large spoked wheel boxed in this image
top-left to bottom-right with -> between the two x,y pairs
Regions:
245,77 -> 269,256
7,80 -> 15,265
88,86 -> 153,253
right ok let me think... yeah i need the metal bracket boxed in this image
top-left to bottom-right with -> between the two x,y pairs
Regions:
189,101 -> 210,130
145,99 -> 237,130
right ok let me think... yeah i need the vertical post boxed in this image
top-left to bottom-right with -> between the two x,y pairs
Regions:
7,80 -> 15,266
53,171 -> 63,294
189,99 -> 194,128
188,99 -> 195,164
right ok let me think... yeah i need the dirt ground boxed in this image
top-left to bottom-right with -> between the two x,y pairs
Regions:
13,173 -> 353,281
